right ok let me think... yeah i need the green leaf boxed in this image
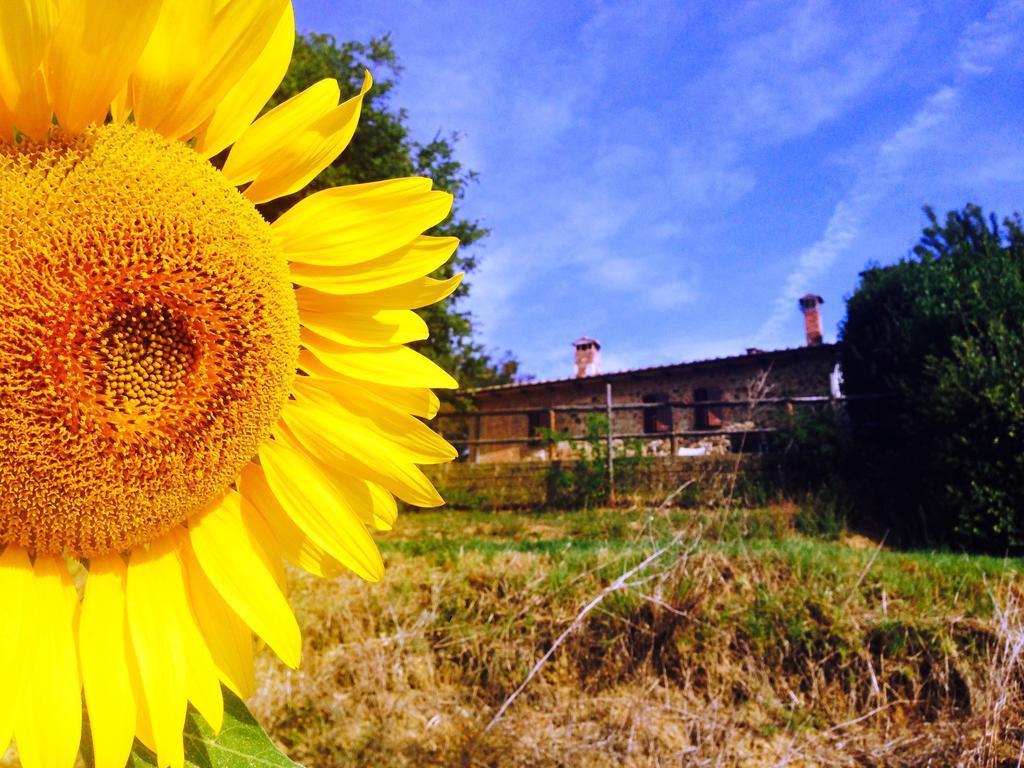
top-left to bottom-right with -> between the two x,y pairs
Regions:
115,687 -> 303,768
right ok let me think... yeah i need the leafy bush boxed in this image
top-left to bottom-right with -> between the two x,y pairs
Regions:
541,414 -> 650,508
839,204 -> 1024,549
772,406 -> 851,539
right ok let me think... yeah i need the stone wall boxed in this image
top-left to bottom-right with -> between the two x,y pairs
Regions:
423,455 -> 783,510
450,346 -> 838,463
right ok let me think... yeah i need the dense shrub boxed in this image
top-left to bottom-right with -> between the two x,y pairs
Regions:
839,204 -> 1024,549
774,407 -> 852,539
542,415 -> 651,509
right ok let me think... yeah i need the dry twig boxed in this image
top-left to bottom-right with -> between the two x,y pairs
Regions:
483,481 -> 701,733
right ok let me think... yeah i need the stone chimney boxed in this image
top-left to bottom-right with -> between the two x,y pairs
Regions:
798,294 -> 825,346
573,337 -> 601,377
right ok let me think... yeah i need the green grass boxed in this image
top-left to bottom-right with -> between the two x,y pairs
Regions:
387,507 -> 1021,620
255,504 -> 1024,767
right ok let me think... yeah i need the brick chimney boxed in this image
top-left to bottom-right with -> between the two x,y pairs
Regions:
798,294 -> 825,346
573,337 -> 601,377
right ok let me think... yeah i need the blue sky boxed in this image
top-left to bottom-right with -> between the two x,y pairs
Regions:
293,0 -> 1024,380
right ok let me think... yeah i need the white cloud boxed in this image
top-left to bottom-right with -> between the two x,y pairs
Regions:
666,141 -> 756,206
757,0 -> 1024,345
312,0 -> 1024,381
706,0 -> 920,142
957,0 -> 1024,75
648,278 -> 698,310
461,0 -> 923,374
756,86 -> 961,342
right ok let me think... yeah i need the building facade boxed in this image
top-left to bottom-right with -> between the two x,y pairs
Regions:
457,344 -> 839,463
446,295 -> 840,463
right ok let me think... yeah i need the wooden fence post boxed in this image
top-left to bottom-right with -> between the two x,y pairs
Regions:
547,408 -> 556,459
606,382 -> 615,504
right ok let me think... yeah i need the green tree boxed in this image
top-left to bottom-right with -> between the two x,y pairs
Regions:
264,33 -> 518,392
839,204 -> 1024,548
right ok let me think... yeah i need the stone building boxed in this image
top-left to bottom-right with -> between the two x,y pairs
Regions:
453,295 -> 841,463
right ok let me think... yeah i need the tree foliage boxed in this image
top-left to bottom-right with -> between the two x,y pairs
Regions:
265,33 -> 518,392
839,204 -> 1024,549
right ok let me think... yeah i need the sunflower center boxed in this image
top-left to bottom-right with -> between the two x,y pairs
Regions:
98,304 -> 199,410
0,124 -> 299,557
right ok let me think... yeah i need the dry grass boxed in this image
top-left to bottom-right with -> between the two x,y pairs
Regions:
251,506 -> 1024,767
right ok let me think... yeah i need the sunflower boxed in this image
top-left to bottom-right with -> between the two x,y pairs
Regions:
0,3 -> 460,767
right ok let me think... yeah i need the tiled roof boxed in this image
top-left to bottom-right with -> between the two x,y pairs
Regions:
471,343 -> 839,394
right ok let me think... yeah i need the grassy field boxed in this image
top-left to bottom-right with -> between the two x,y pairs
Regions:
254,504 -> 1024,767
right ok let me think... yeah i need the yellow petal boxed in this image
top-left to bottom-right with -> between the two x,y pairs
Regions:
127,0 -> 214,130
365,481 -> 399,530
244,71 -> 374,204
193,3 -> 294,158
109,80 -> 130,124
301,327 -> 457,389
124,529 -> 224,749
184,643 -> 225,736
0,0 -> 59,139
301,306 -> 428,347
15,557 -> 80,768
275,177 -> 432,245
46,0 -> 162,134
293,377 -> 456,464
221,78 -> 339,185
184,649 -> 223,736
314,462 -> 398,532
188,492 -> 301,668
132,670 -> 157,757
281,393 -> 446,507
238,462 -> 344,578
259,436 -> 385,581
180,540 -> 255,698
272,430 -> 398,532
348,274 -> 460,309
274,179 -> 453,265
165,529 -> 224,735
296,275 -> 461,313
297,349 -> 441,418
80,555 -> 137,768
0,547 -> 32,752
156,0 -> 289,139
127,537 -> 190,768
320,274 -> 463,309
0,99 -> 15,143
288,236 -> 459,293
286,443 -> 398,532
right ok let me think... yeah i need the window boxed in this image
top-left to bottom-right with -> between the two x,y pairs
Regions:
527,410 -> 548,441
693,387 -> 724,430
642,392 -> 673,434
